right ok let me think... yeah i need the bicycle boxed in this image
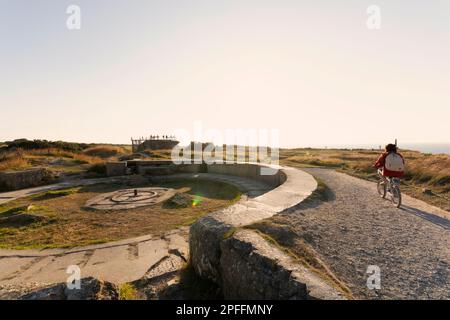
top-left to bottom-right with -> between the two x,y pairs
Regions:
377,169 -> 402,208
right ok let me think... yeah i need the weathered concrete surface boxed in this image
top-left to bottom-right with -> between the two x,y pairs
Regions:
0,229 -> 189,287
189,216 -> 233,283
189,165 -> 318,286
207,163 -> 286,188
0,176 -> 131,205
0,168 -> 55,192
150,172 -> 271,197
220,230 -> 346,300
106,162 -> 127,177
134,139 -> 179,152
0,171 -> 273,294
85,187 -> 176,210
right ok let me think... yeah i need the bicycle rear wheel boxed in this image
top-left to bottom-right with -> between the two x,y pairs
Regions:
377,180 -> 386,198
391,186 -> 402,208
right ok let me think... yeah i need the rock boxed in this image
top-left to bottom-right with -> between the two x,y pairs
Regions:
166,192 -> 192,208
20,284 -> 66,300
19,277 -> 119,300
0,282 -> 54,300
0,168 -> 56,191
65,277 -> 119,300
106,162 -> 127,177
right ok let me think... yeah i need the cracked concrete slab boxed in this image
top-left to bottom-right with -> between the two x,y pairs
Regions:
0,228 -> 189,286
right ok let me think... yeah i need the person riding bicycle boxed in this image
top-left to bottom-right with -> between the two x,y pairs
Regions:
374,144 -> 405,178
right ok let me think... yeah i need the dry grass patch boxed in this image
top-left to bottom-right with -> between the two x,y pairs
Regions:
143,149 -> 172,159
0,157 -> 29,172
0,148 -> 106,173
0,150 -> 30,171
82,145 -> 127,159
29,148 -> 104,165
0,180 -> 241,250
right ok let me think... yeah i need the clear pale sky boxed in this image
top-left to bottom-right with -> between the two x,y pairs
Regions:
1,0 -> 449,147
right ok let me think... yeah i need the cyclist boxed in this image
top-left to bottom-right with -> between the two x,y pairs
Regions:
374,143 -> 405,179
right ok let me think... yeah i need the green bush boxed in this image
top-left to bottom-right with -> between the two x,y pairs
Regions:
4,139 -> 90,152
87,163 -> 107,176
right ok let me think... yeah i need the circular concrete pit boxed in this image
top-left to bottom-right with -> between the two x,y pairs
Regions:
85,187 -> 177,210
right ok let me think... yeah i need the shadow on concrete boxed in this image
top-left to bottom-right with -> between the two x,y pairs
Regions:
401,205 -> 450,230
132,264 -> 223,300
281,182 -> 336,214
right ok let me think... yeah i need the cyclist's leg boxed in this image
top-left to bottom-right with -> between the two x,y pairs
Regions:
384,176 -> 390,191
378,169 -> 386,182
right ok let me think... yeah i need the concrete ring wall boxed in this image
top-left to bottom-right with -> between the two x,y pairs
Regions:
115,160 -> 346,299
187,164 -> 320,295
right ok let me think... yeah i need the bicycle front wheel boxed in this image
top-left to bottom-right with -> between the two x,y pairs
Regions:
377,180 -> 386,199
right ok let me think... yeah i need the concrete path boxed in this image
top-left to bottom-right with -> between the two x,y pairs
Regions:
0,173 -> 272,293
274,168 -> 449,299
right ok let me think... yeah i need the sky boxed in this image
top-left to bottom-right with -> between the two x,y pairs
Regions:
1,0 -> 449,148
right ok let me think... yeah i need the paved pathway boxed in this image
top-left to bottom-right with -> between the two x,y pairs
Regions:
276,168 -> 449,299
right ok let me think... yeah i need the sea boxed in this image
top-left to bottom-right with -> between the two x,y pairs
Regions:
398,143 -> 450,155
308,143 -> 450,155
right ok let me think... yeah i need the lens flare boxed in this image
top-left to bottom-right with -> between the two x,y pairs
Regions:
191,195 -> 202,207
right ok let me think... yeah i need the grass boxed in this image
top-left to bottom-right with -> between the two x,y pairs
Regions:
0,150 -> 30,171
143,149 -> 173,159
0,157 -> 30,171
0,204 -> 58,248
82,145 -> 127,159
31,188 -> 80,200
86,163 -> 107,177
119,283 -> 139,300
299,178 -> 332,206
0,145 -> 126,175
28,148 -> 104,165
280,148 -> 450,211
222,227 -> 237,239
0,148 -> 103,175
0,180 -> 241,250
